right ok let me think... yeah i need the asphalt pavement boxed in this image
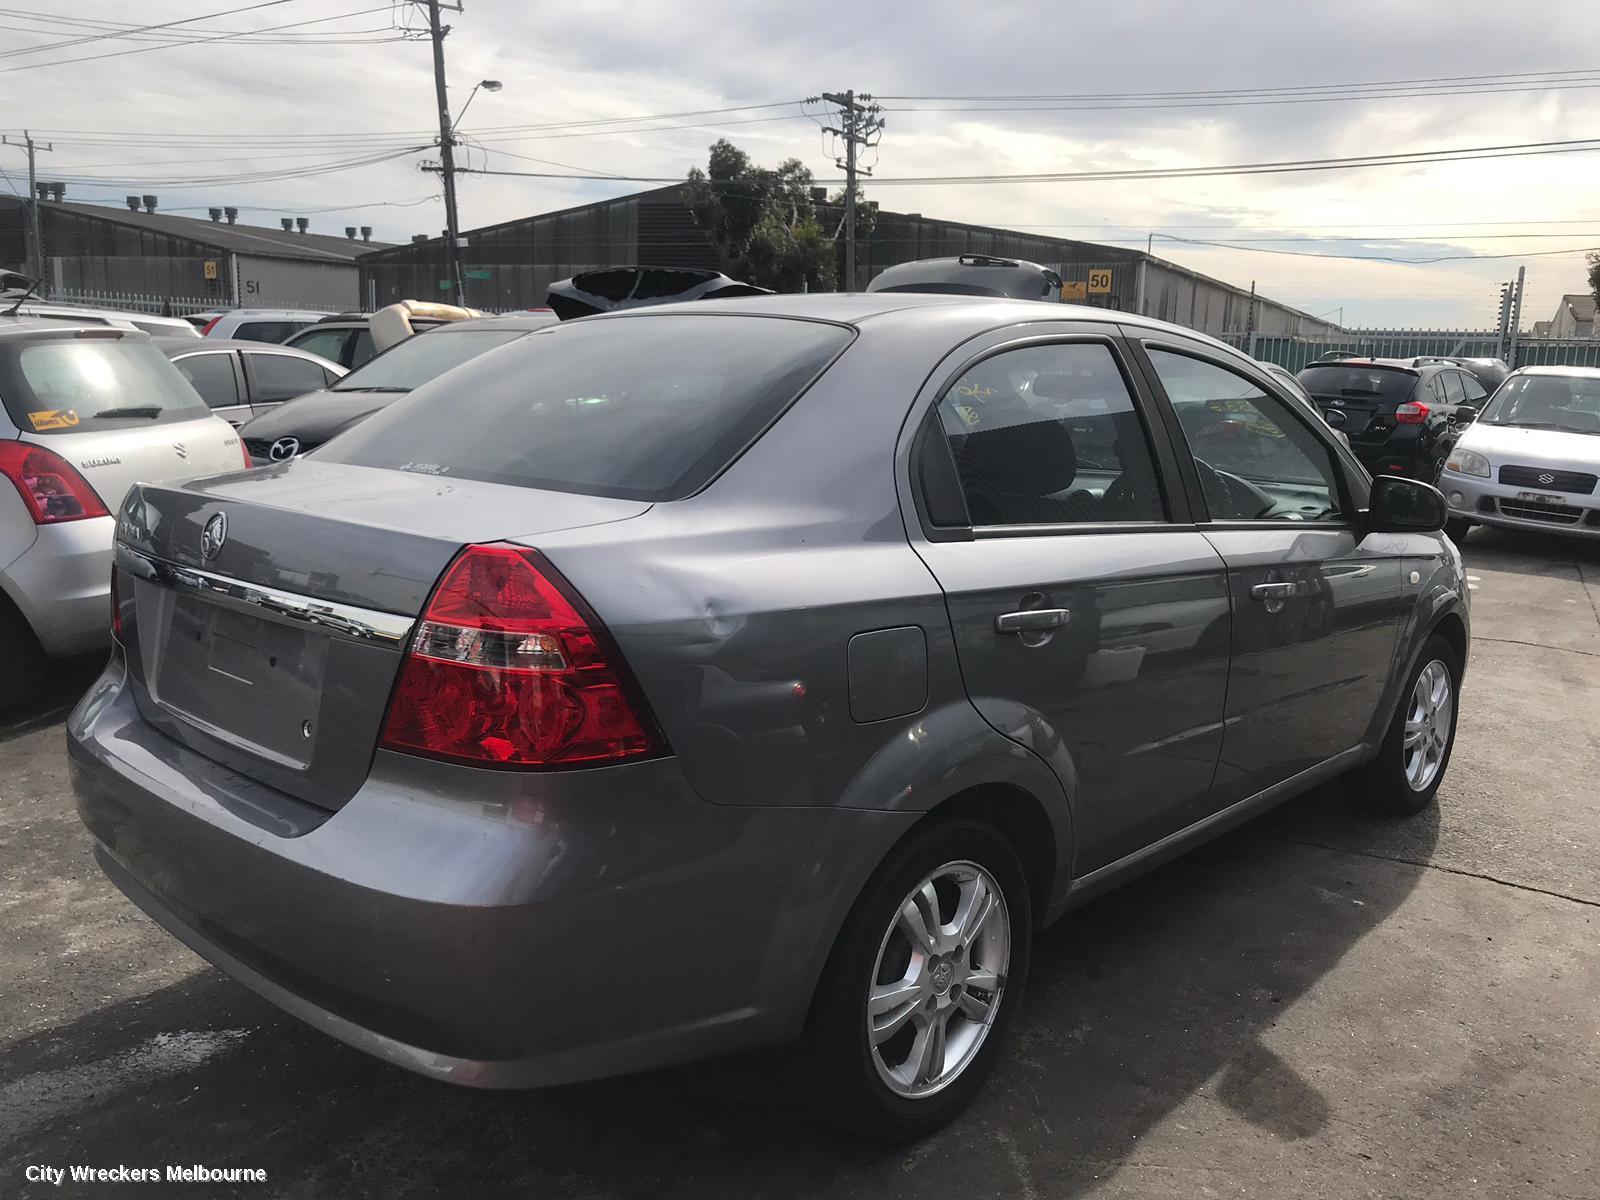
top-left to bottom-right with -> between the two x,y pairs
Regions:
2,527 -> 1597,1199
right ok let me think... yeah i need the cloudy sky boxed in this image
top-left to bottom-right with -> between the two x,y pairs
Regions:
5,0 -> 1599,326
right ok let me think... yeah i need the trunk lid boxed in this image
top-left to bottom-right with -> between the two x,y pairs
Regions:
1298,363 -> 1420,440
29,414 -> 243,517
117,459 -> 650,810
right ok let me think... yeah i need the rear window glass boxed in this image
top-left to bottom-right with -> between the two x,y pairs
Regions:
1296,365 -> 1417,402
234,320 -> 299,343
321,315 -> 852,501
4,337 -> 208,434
331,328 -> 527,393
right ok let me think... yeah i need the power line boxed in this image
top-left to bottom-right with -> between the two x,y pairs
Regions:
0,6 -> 398,41
0,0 -> 297,60
1150,232 -> 1600,264
0,3 -> 399,73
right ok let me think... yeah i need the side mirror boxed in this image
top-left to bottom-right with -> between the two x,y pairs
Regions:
1322,407 -> 1349,430
1366,475 -> 1446,533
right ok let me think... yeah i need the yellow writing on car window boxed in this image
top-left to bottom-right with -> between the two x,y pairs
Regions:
28,409 -> 80,431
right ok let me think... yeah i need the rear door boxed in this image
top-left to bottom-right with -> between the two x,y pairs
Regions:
243,350 -> 340,413
171,350 -> 251,427
905,324 -> 1232,875
1133,336 -> 1407,806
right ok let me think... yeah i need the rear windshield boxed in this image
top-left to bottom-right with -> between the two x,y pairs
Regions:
1296,365 -> 1417,402
331,327 -> 528,393
321,315 -> 852,500
3,337 -> 208,435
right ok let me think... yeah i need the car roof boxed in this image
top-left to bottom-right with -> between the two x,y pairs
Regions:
1513,364 -> 1600,379
0,319 -> 150,342
152,336 -> 331,354
213,309 -> 330,319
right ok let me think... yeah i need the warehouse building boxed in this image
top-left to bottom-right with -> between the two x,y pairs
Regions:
0,192 -> 390,310
358,184 -> 1337,338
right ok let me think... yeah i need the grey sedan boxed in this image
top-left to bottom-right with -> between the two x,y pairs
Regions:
69,295 -> 1469,1140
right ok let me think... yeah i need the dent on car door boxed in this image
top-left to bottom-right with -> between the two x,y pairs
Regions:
1136,341 -> 1408,805
907,330 -> 1232,875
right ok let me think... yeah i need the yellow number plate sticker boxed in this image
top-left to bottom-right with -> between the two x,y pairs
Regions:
28,409 -> 80,431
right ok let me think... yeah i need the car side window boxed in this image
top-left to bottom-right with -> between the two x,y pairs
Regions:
350,329 -> 376,366
173,353 -> 240,410
250,354 -> 330,403
1460,374 -> 1488,404
1442,371 -> 1466,404
287,328 -> 349,365
235,321 -> 297,344
1146,349 -> 1343,522
1424,374 -> 1446,404
934,342 -> 1167,526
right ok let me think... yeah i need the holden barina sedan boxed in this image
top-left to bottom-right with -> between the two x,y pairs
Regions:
70,296 -> 1469,1141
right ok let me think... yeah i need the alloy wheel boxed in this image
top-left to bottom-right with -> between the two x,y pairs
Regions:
1403,659 -> 1453,792
866,860 -> 1011,1099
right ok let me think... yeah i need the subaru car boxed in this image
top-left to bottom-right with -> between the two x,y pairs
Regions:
70,296 -> 1466,1140
1297,357 -> 1486,478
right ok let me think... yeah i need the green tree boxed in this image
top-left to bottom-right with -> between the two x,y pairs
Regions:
1589,252 -> 1600,308
684,140 -> 835,292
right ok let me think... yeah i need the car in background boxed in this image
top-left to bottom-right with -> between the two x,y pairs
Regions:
282,300 -> 483,369
545,267 -> 767,319
70,295 -> 1465,1141
9,300 -> 200,339
867,254 -> 1065,302
239,311 -> 556,461
1411,355 -> 1510,394
1296,357 -> 1486,478
0,322 -> 247,712
156,338 -> 345,428
1438,365 -> 1600,542
191,309 -> 333,342
1260,361 -> 1349,448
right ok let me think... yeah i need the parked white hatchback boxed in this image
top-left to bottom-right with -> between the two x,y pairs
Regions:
0,321 -> 247,711
1439,365 -> 1600,542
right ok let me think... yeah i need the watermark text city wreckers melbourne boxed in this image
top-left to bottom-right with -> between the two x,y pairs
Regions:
25,1164 -> 268,1185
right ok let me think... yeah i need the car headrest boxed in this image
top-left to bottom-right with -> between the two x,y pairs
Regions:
958,419 -> 1078,499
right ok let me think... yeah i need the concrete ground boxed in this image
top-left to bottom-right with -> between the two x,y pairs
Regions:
2,527 -> 1597,1199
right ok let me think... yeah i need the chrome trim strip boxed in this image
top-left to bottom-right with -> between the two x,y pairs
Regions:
117,546 -> 414,646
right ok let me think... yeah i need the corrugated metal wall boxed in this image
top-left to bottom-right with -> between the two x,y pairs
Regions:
360,187 -> 721,311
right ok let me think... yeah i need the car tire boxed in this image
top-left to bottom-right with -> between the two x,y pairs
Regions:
1353,634 -> 1460,817
791,818 -> 1032,1142
1444,517 -> 1472,545
0,598 -> 47,718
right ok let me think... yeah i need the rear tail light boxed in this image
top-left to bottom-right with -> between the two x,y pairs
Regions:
0,442 -> 110,524
110,565 -> 124,641
239,439 -> 252,468
201,316 -> 222,336
379,543 -> 663,768
1394,401 -> 1430,425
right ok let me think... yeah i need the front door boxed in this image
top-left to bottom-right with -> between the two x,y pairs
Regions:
1135,339 -> 1408,806
908,330 -> 1232,875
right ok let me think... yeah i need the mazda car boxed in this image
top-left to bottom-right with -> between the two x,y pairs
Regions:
70,295 -> 1468,1140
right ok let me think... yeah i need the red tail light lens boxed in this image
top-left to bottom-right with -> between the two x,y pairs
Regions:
1395,401 -> 1429,425
201,317 -> 222,336
239,439 -> 252,468
0,441 -> 110,524
379,544 -> 663,768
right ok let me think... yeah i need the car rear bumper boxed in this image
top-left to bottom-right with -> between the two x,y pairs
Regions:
0,515 -> 114,656
68,658 -> 916,1088
1440,469 -> 1600,539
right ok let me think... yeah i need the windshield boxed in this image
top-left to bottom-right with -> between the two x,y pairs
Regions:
322,315 -> 852,501
1478,375 -> 1600,434
331,328 -> 527,392
4,337 -> 208,434
1296,365 -> 1417,402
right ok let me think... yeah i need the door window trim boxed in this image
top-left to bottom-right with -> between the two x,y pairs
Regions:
1129,337 -> 1364,530
904,327 -> 1197,543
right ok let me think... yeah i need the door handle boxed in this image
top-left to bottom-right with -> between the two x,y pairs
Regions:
995,608 -> 1071,633
1250,581 -> 1299,602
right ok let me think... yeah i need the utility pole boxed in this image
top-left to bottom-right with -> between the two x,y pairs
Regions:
420,1 -> 465,303
1245,279 -> 1258,357
818,91 -> 884,291
3,131 -> 53,285
1507,264 -> 1526,369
